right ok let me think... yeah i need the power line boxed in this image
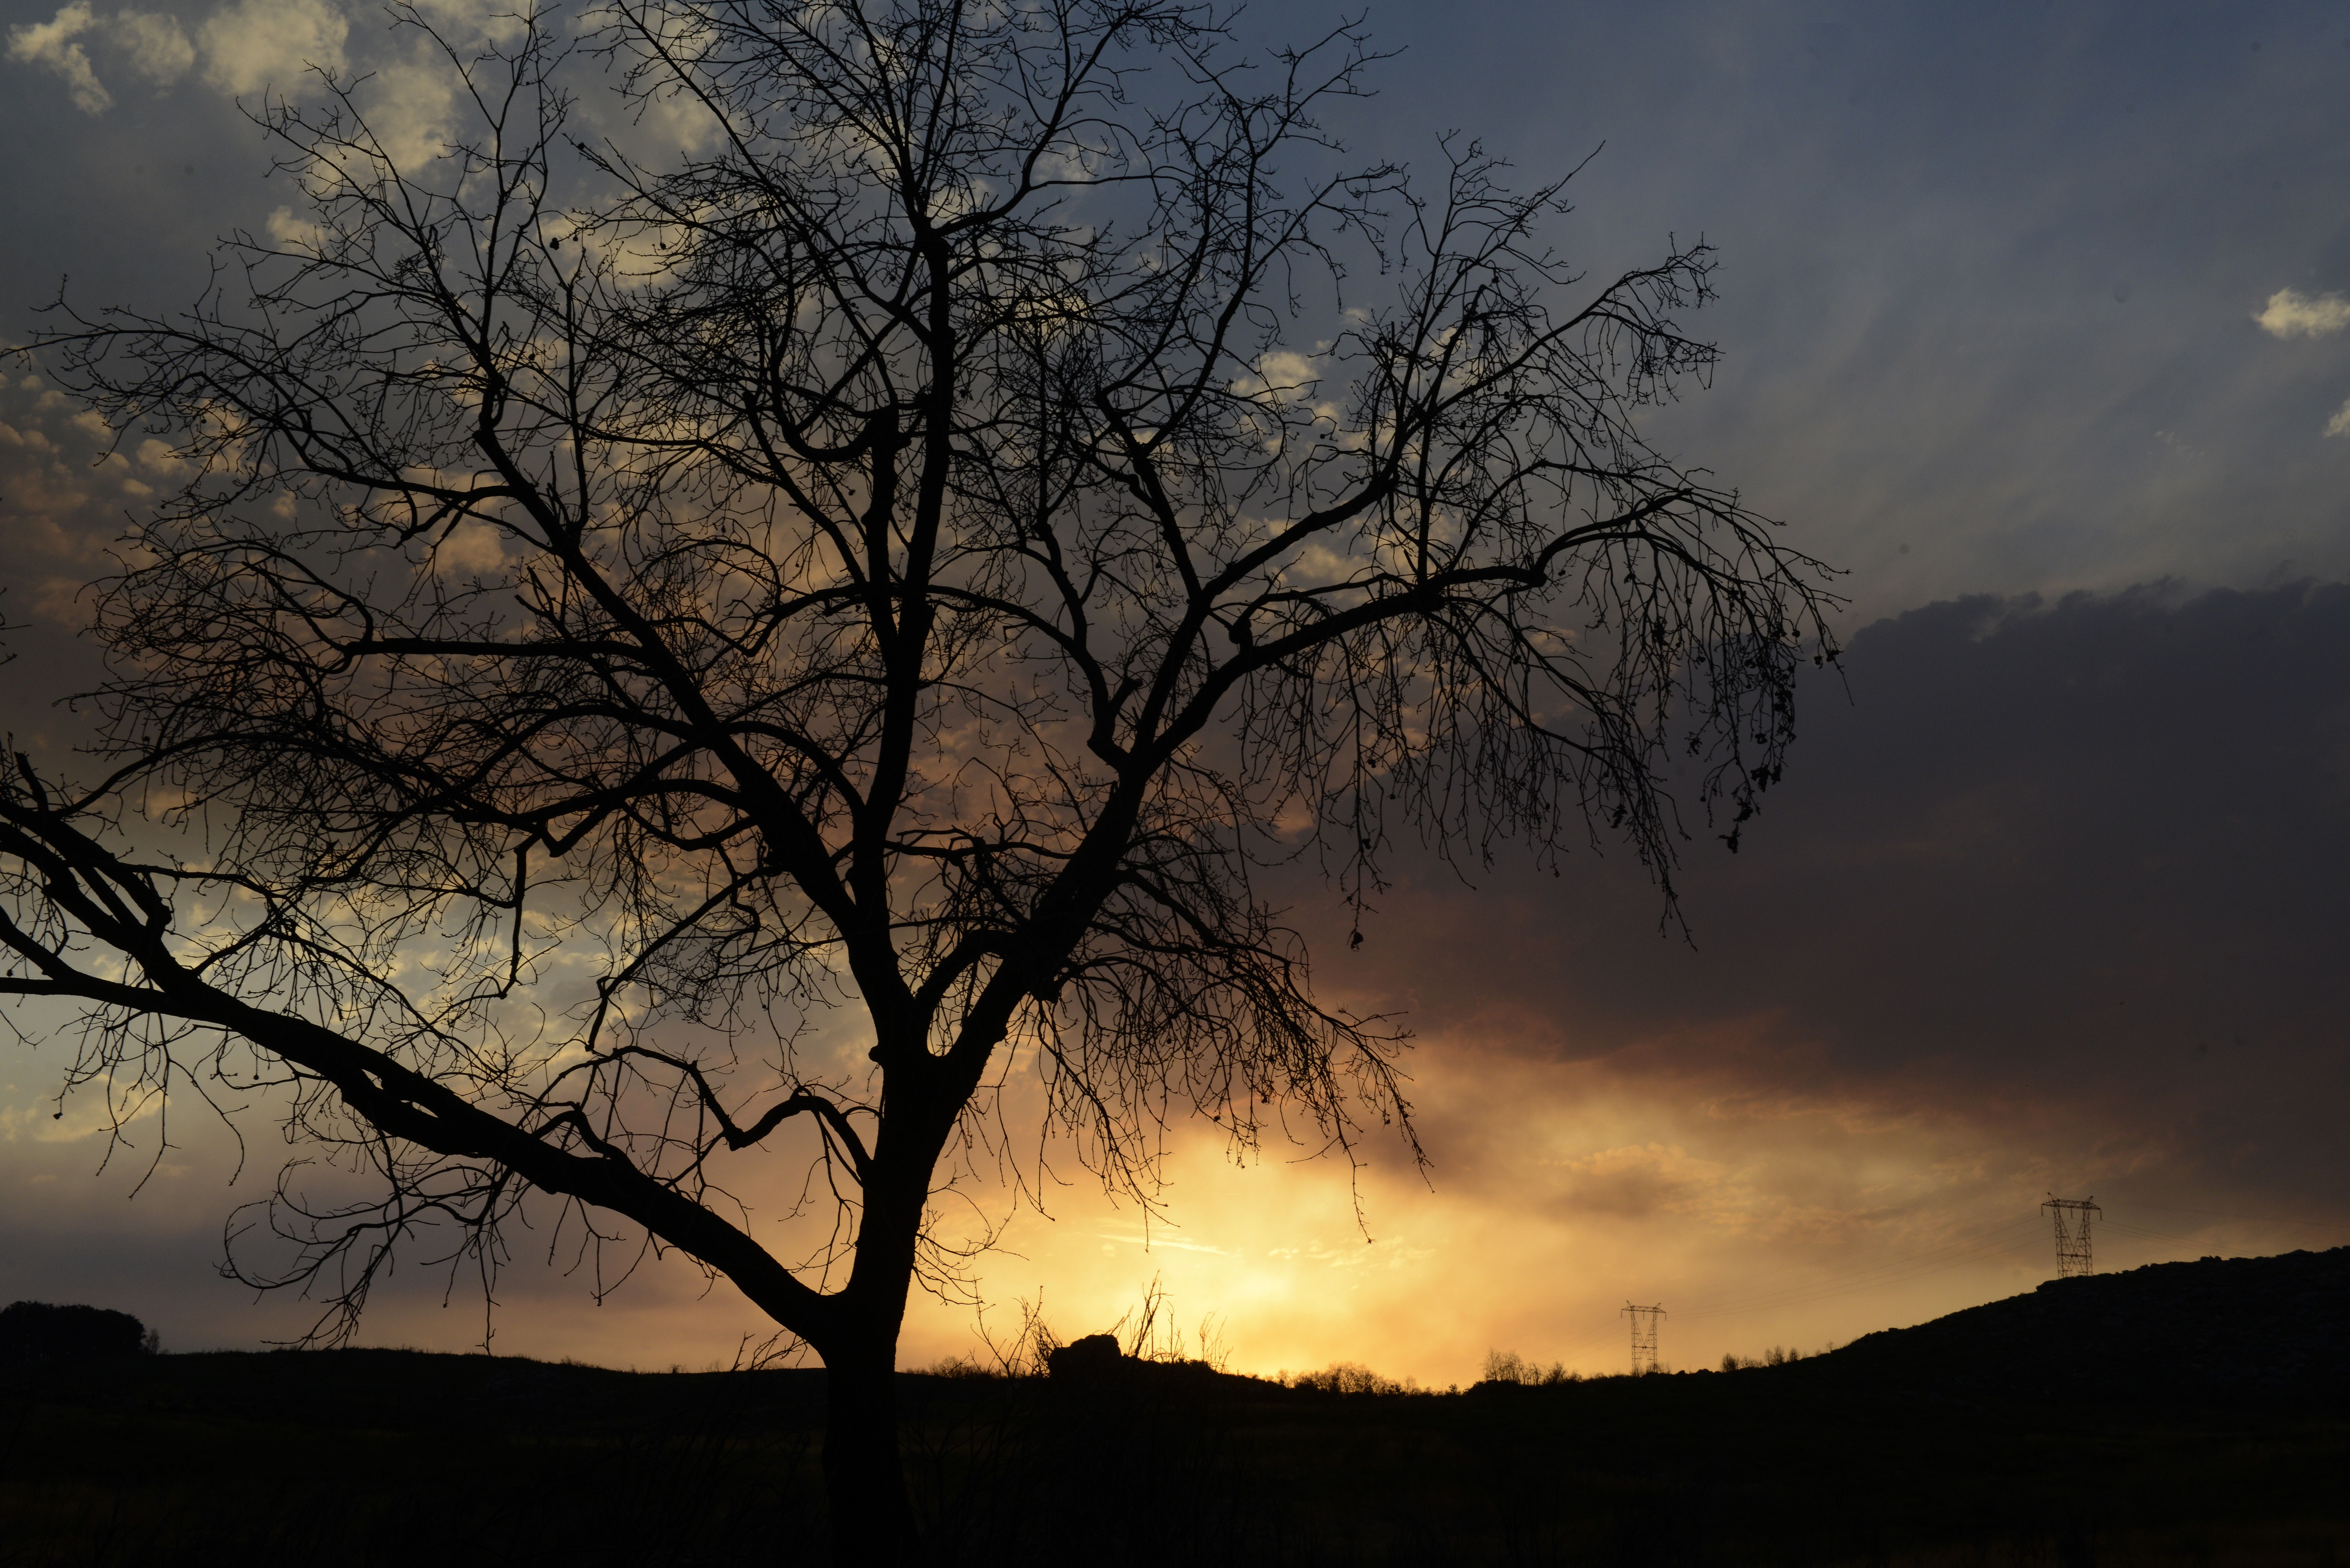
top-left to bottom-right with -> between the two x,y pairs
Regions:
1673,1242 -> 2045,1322
1671,1213 -> 2046,1321
1548,1217 -> 2043,1374
2098,1218 -> 2198,1246
1553,1320 -> 1636,1362
1546,1216 -> 2047,1374
1672,1211 -> 2045,1312
1675,1237 -> 2048,1322
1547,1195 -> 2332,1375
2111,1201 -> 2350,1233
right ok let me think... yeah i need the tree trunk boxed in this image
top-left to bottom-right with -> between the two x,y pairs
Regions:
823,1340 -> 912,1567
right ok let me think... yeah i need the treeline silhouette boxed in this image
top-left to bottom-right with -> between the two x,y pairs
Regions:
0,1301 -> 156,1362
4,1249 -> 2345,1566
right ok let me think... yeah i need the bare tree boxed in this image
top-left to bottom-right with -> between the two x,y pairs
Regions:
1,0 -> 1837,1556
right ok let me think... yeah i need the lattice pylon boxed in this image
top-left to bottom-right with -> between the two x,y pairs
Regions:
1622,1301 -> 1665,1374
2043,1194 -> 2102,1278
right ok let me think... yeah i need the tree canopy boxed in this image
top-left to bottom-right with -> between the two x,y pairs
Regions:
2,0 -> 1837,1553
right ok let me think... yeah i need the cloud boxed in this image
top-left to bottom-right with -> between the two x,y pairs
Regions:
6,3 -> 111,113
114,9 -> 193,85
1305,582 -> 2350,1202
5,4 -> 196,112
2254,289 -> 2350,340
430,520 -> 507,577
133,436 -> 185,474
7,577 -> 2344,1376
198,0 -> 346,96
263,204 -> 323,250
356,48 -> 460,171
2328,400 -> 2350,440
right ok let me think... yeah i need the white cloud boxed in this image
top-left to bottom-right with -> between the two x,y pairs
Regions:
134,436 -> 185,474
7,3 -> 112,114
115,9 -> 193,85
358,49 -> 460,171
405,0 -> 529,46
2326,400 -> 2350,440
265,203 -> 323,249
431,520 -> 508,576
1232,349 -> 1325,405
2254,288 -> 2350,340
199,0 -> 346,96
8,4 -> 195,112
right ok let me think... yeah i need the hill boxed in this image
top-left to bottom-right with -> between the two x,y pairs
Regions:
1808,1245 -> 2350,1404
2,1250 -> 2345,1565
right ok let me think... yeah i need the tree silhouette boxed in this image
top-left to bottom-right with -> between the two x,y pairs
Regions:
2,0 -> 1836,1555
0,1300 -> 150,1361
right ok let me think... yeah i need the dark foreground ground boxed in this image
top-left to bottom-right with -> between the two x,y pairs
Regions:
3,1248 -> 2345,1567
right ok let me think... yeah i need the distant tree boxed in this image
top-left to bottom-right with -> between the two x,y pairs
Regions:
1286,1361 -> 1411,1396
2,0 -> 1836,1556
1482,1347 -> 1573,1386
0,1301 -> 148,1361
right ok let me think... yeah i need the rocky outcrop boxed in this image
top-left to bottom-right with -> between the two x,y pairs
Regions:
1046,1333 -> 1126,1382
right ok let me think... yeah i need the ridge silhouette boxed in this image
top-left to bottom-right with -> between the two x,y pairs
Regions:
1803,1244 -> 2350,1404
3,1248 -> 2343,1565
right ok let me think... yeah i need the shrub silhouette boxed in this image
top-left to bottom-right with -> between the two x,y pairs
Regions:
0,1301 -> 148,1361
1285,1362 -> 1416,1396
1482,1349 -> 1579,1386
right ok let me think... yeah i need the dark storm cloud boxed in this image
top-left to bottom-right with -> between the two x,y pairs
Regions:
1296,0 -> 2350,607
12,0 -> 2350,615
1333,582 -> 2350,1201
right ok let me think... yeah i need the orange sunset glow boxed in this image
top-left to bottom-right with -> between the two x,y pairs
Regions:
4,0 -> 2347,1512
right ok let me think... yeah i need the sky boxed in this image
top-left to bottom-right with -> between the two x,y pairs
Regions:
3,0 -> 2349,1384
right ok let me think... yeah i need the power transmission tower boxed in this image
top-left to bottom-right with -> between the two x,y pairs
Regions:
2043,1194 -> 2101,1278
1622,1302 -> 1665,1375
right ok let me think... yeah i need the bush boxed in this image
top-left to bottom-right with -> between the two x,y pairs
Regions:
0,1301 -> 149,1362
1285,1362 -> 1416,1395
1481,1349 -> 1579,1387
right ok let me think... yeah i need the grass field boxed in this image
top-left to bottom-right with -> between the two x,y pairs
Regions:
3,1343 -> 2344,1566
